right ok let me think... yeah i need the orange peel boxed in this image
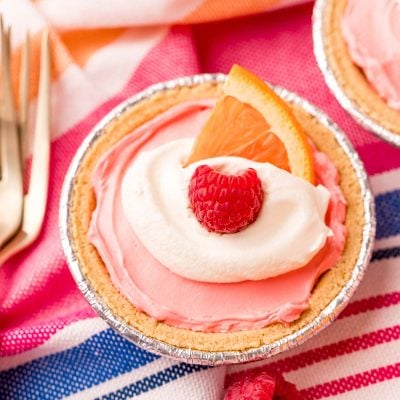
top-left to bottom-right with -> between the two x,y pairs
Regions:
186,64 -> 315,183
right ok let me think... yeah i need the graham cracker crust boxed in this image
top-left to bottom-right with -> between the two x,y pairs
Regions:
68,83 -> 365,352
323,0 -> 400,135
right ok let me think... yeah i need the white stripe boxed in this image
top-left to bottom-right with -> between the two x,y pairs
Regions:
65,358 -> 226,400
64,358 -> 176,400
227,303 -> 400,376
36,0 -> 203,30
83,27 -> 167,102
328,377 -> 400,399
374,235 -> 400,251
0,318 -> 107,371
25,26 -> 167,145
370,168 -> 400,196
351,258 -> 400,301
136,367 -> 226,400
286,340 -> 400,390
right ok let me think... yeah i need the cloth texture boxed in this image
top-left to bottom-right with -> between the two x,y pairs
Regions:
1,0 -> 400,398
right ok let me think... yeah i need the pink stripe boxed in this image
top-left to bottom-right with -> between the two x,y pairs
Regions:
193,2 -> 380,149
300,363 -> 400,399
339,292 -> 400,319
0,310 -> 93,357
225,325 -> 400,387
357,141 -> 400,176
0,26 -> 199,356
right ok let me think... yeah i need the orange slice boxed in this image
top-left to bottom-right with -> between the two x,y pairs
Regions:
185,65 -> 315,183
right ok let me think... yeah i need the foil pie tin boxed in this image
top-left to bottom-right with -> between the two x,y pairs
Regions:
60,74 -> 375,366
313,0 -> 400,147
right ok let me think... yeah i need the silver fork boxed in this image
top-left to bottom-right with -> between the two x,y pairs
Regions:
0,24 -> 51,265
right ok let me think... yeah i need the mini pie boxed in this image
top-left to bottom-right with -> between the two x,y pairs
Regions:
67,77 -> 367,353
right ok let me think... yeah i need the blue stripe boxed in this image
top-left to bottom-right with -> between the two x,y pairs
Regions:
376,190 -> 400,239
0,328 -> 159,399
371,247 -> 400,262
96,363 -> 210,400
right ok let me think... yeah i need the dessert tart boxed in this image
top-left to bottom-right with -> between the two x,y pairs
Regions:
60,66 -> 374,364
313,0 -> 400,145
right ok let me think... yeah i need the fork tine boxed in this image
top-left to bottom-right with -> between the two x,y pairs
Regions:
0,19 -> 24,248
19,29 -> 50,235
1,24 -> 16,123
19,32 -> 30,163
1,25 -> 15,121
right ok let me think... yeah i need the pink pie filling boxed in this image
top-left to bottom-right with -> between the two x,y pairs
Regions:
88,99 -> 347,333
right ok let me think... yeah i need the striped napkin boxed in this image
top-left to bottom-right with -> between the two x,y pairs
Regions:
1,0 -> 400,398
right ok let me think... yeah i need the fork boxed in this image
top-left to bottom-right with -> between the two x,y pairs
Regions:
0,23 -> 51,266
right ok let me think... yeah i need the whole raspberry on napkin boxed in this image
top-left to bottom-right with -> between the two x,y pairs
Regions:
224,370 -> 302,400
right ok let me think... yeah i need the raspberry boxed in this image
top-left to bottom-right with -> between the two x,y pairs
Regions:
224,371 -> 303,400
188,165 -> 263,234
224,372 -> 276,400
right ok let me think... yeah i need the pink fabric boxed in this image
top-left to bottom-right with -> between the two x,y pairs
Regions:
1,1 -> 400,399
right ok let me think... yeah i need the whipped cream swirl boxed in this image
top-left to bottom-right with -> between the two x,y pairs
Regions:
122,139 -> 332,283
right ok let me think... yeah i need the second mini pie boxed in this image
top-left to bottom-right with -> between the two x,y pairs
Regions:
313,0 -> 400,143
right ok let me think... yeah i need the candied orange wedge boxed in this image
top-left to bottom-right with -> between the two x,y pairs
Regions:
185,64 -> 315,183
